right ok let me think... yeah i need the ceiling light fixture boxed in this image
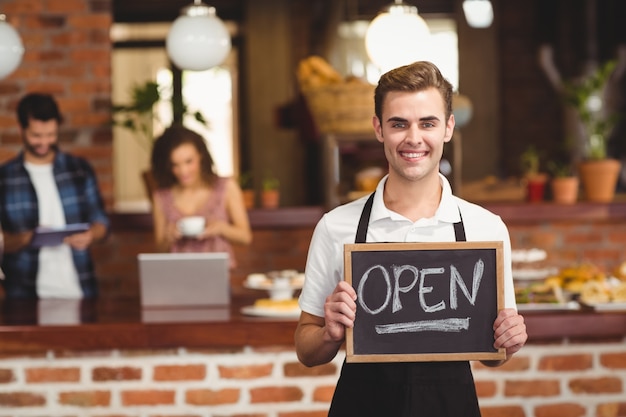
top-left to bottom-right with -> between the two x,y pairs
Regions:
365,0 -> 431,73
462,0 -> 494,28
0,13 -> 24,79
166,0 -> 231,71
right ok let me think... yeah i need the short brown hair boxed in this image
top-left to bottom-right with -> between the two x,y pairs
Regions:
374,61 -> 453,122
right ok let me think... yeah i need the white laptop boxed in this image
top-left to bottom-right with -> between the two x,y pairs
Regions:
138,252 -> 230,309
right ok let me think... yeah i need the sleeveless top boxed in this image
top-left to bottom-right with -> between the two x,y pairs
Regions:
153,177 -> 236,268
328,192 -> 481,417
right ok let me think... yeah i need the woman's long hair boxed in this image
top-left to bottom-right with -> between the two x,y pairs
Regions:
151,124 -> 217,189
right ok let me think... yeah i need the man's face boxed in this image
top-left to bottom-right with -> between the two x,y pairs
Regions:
373,87 -> 454,184
22,118 -> 59,163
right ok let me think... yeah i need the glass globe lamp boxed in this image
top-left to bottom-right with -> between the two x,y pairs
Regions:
365,1 -> 431,73
166,1 -> 231,71
0,14 -> 24,79
462,0 -> 494,28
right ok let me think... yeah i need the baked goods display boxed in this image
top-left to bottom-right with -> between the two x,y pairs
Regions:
515,282 -> 563,305
242,270 -> 304,318
515,261 -> 626,310
545,262 -> 606,294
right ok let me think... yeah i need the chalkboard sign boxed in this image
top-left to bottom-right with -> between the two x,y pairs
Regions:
344,242 -> 506,363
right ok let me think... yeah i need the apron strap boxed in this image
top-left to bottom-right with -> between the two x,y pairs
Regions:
355,192 -> 375,244
355,191 -> 466,243
453,210 -> 466,242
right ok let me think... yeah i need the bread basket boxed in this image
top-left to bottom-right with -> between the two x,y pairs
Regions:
302,82 -> 375,134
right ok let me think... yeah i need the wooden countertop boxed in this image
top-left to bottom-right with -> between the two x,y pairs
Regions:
0,297 -> 298,353
110,201 -> 626,231
1,297 -> 625,353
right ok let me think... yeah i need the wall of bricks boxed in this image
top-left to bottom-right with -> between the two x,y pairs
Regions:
0,341 -> 624,417
0,0 -> 113,208
507,219 -> 626,275
473,342 -> 626,417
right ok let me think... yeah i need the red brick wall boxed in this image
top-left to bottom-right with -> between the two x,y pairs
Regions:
0,343 -> 624,416
0,0 -> 113,208
508,220 -> 626,274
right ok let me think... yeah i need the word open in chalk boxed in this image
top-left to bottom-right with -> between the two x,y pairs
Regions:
356,259 -> 485,335
344,242 -> 505,362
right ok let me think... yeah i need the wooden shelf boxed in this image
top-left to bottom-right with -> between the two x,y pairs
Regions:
482,200 -> 626,223
111,206 -> 325,231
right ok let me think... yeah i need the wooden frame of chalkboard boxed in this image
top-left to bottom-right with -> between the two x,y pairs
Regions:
344,241 -> 506,363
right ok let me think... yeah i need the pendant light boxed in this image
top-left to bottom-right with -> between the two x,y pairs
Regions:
0,14 -> 24,79
462,0 -> 494,28
166,0 -> 231,71
365,0 -> 431,73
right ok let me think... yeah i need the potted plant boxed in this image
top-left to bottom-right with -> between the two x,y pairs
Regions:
520,145 -> 548,202
111,81 -> 162,152
238,171 -> 255,209
547,160 -> 579,204
562,60 -> 622,202
261,176 -> 280,209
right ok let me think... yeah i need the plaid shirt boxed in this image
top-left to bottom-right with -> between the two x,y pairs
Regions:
0,151 -> 110,299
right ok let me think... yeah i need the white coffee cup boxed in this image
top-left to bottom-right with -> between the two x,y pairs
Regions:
177,216 -> 206,237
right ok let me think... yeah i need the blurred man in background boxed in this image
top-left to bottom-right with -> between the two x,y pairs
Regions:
0,93 -> 109,299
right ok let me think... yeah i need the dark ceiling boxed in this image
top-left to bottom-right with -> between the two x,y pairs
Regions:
112,0 -> 455,23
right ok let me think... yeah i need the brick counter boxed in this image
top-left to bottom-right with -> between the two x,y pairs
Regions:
0,300 -> 625,416
0,342 -> 624,416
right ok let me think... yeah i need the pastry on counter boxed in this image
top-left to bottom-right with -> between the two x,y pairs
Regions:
515,282 -> 563,305
579,281 -> 611,305
254,298 -> 299,311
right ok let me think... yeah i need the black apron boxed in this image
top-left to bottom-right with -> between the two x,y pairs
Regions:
328,192 -> 481,417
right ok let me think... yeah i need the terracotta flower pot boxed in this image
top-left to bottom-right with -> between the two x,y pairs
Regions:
551,176 -> 579,204
578,159 -> 621,202
242,189 -> 255,209
261,190 -> 280,209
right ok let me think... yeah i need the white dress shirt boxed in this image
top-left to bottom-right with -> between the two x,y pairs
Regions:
299,174 -> 515,317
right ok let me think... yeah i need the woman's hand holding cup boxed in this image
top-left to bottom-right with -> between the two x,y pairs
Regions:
177,216 -> 206,238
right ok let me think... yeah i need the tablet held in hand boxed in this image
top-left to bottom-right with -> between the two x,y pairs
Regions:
30,223 -> 90,248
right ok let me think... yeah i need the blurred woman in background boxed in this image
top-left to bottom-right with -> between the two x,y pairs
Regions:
150,125 -> 252,267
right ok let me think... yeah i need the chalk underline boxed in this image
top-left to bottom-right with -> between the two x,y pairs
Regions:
374,318 -> 470,334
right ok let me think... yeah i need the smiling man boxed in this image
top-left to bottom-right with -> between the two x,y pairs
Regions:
0,93 -> 109,299
295,61 -> 527,417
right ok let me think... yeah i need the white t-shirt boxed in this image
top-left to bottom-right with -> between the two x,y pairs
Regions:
299,174 -> 516,318
24,162 -> 82,299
